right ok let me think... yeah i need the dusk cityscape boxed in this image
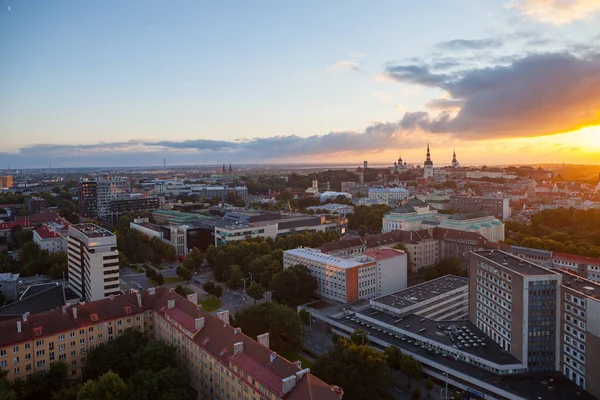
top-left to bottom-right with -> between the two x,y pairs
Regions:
1,1 -> 600,400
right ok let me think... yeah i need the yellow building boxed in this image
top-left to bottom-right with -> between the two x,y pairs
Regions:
0,287 -> 343,400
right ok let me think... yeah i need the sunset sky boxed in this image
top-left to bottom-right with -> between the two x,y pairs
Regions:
1,0 -> 600,168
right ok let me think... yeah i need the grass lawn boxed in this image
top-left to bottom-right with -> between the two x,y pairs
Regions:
280,350 -> 314,369
164,277 -> 183,284
198,297 -> 222,312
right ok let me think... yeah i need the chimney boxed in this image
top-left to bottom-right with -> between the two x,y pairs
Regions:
295,368 -> 310,381
136,292 -> 142,308
72,307 -> 78,320
195,317 -> 205,331
17,321 -> 22,333
186,293 -> 198,305
22,313 -> 27,322
234,327 -> 241,335
282,376 -> 297,394
233,341 -> 244,356
216,310 -> 229,325
169,287 -> 175,293
331,385 -> 344,399
167,299 -> 175,309
293,360 -> 302,369
257,333 -> 270,349
148,287 -> 156,296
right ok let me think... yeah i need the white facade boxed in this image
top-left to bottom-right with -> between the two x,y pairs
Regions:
67,224 -> 120,302
368,187 -> 409,206
306,203 -> 354,216
283,247 -> 407,303
33,231 -> 67,253
129,218 -> 188,256
465,171 -> 518,180
319,191 -> 352,203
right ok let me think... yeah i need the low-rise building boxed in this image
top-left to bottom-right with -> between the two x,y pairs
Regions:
306,203 -> 354,216
0,221 -> 34,238
33,224 -> 67,253
129,218 -> 187,256
450,195 -> 511,220
368,187 -> 409,206
283,247 -> 407,303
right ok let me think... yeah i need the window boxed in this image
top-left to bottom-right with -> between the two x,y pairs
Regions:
25,354 -> 30,360
12,346 -> 18,353
70,351 -> 75,357
0,350 -> 5,357
88,326 -> 94,332
35,340 -> 44,347
70,332 -> 75,338
36,350 -> 45,357
79,339 -> 85,345
79,329 -> 85,335
24,344 -> 30,350
58,334 -> 65,341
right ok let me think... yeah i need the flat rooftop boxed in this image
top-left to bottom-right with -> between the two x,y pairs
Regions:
285,248 -> 372,269
331,312 -> 595,400
557,270 -> 600,300
344,309 -> 520,365
71,223 -> 114,238
472,250 -> 557,276
373,275 -> 468,308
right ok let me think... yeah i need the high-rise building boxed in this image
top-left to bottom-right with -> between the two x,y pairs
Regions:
78,180 -> 98,220
423,143 -> 434,179
67,224 -> 120,302
469,250 -> 561,372
78,177 -> 129,221
0,175 -> 13,189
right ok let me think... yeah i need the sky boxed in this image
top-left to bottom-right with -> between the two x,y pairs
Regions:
1,0 -> 600,169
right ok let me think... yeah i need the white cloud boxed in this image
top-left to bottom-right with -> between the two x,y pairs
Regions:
349,52 -> 366,58
327,60 -> 360,72
372,91 -> 393,101
506,0 -> 600,25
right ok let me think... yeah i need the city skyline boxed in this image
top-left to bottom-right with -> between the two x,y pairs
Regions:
1,0 -> 600,168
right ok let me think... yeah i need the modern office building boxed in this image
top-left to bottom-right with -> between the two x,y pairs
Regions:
67,224 -> 120,302
77,180 -> 98,220
0,273 -> 20,302
450,195 -> 511,220
129,217 -> 187,256
368,187 -> 410,206
469,250 -> 561,372
283,247 -> 407,303
0,288 -> 342,400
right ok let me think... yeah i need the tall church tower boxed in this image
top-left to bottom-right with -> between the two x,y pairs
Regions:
423,143 -> 434,179
451,150 -> 461,169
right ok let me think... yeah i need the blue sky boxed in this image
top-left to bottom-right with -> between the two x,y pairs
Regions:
1,0 -> 600,168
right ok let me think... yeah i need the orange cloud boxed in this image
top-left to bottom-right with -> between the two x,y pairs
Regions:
506,0 -> 600,25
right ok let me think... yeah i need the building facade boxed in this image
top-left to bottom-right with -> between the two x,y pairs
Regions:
368,187 -> 409,206
33,225 -> 67,253
450,196 -> 511,220
67,224 -> 120,302
0,288 -> 341,400
0,273 -> 20,302
423,143 -> 434,179
0,176 -> 13,189
283,247 -> 407,303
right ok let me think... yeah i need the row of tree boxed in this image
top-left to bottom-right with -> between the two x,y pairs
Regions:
348,204 -> 391,235
0,329 -> 193,400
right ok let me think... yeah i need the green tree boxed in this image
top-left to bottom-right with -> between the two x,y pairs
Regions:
203,281 -> 215,296
400,355 -> 422,387
270,268 -> 299,306
384,345 -> 403,375
299,308 -> 311,328
312,339 -> 390,400
425,378 -> 434,397
213,284 -> 223,299
46,361 -> 70,392
128,368 -> 193,400
0,369 -> 16,400
233,302 -> 303,353
183,247 -> 204,271
176,266 -> 191,282
350,329 -> 369,345
410,387 -> 421,400
155,273 -> 164,286
135,341 -> 178,372
77,371 -> 127,400
52,385 -> 81,400
247,281 -> 264,304
227,264 -> 243,289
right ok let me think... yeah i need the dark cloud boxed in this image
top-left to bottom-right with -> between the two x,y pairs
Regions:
436,38 -> 503,51
384,50 -> 600,139
383,64 -> 451,87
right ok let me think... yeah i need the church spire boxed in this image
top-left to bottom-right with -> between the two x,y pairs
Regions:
426,142 -> 431,161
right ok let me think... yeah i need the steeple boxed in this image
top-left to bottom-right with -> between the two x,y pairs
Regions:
452,150 -> 457,163
229,163 -> 232,172
424,143 -> 433,166
222,163 -> 226,173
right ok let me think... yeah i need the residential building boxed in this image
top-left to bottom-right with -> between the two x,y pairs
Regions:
465,171 -> 518,180
129,218 -> 187,256
450,195 -> 511,220
67,224 -> 120,302
0,283 -> 79,319
107,196 -> 161,224
356,197 -> 387,207
77,180 -> 98,220
33,224 -> 67,253
306,203 -> 354,216
283,247 -> 407,303
469,250 -> 561,372
0,288 -> 341,400
77,177 -> 129,220
16,210 -> 60,225
552,253 -> 600,282
319,191 -> 352,203
0,176 -> 13,189
0,273 -> 20,302
25,197 -> 47,213
368,187 -> 409,206
0,221 -> 34,238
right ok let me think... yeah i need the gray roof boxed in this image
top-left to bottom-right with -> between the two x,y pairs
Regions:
0,273 -> 19,282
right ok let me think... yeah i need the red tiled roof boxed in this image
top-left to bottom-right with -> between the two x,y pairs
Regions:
16,210 -> 59,224
164,307 -> 197,332
553,252 -> 600,266
363,248 -> 404,260
34,224 -> 62,239
0,221 -> 35,231
286,374 -> 342,400
230,353 -> 284,396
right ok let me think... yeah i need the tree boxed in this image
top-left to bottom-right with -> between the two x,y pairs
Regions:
299,308 -> 311,328
176,266 -> 191,282
350,329 -> 369,346
155,273 -> 164,286
425,378 -> 434,397
410,387 -> 421,400
77,371 -> 127,400
247,281 -> 264,304
312,339 -> 390,400
11,224 -> 33,248
203,281 -> 215,296
384,345 -> 403,375
233,302 -> 303,353
0,369 -> 16,400
227,264 -> 243,289
183,247 -> 203,271
135,341 -> 178,372
46,361 -> 70,392
400,355 -> 422,387
213,284 -> 223,299
270,265 -> 318,307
